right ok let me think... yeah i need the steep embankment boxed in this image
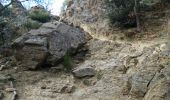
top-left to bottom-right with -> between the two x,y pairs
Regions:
0,0 -> 170,100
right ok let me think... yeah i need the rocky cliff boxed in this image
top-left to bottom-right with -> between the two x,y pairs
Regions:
60,0 -> 114,39
0,0 -> 170,100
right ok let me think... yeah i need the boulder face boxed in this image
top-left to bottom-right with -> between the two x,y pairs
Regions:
12,21 -> 87,69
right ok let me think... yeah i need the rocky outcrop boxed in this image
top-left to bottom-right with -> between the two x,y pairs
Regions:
60,0 -> 114,39
60,0 -> 138,39
12,21 -> 87,69
11,0 -> 27,16
28,5 -> 47,15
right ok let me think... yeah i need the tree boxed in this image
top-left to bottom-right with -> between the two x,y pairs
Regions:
134,0 -> 141,32
0,0 -> 51,14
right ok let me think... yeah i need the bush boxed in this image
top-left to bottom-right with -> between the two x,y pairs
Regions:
23,19 -> 41,29
63,53 -> 73,71
29,10 -> 50,23
104,0 -> 136,27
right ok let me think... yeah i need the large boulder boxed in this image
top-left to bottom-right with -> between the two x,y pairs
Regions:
12,21 -> 87,69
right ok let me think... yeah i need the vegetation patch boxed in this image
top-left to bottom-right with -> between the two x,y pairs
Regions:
23,19 -> 41,29
29,10 -> 50,23
63,53 -> 74,71
104,0 -> 136,27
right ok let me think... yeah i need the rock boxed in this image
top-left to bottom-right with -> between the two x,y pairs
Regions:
124,57 -> 138,68
116,65 -> 127,74
11,0 -> 27,16
129,51 -> 143,58
160,43 -> 170,51
67,0 -> 74,8
129,72 -> 152,98
83,79 -> 97,86
29,5 -> 46,13
60,84 -> 76,93
144,65 -> 170,100
0,65 -> 5,71
12,21 -> 86,69
49,64 -> 64,73
73,65 -> 96,78
5,88 -> 16,92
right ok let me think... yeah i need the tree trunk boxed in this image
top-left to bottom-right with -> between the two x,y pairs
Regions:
134,0 -> 141,32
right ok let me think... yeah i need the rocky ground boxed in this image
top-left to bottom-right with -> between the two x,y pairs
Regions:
0,31 -> 169,100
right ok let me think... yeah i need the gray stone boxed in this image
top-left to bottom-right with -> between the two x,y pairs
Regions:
144,65 -> 170,100
73,66 -> 96,78
12,21 -> 86,69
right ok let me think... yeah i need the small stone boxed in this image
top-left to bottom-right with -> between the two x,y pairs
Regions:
152,50 -> 158,55
116,65 -> 127,74
41,85 -> 47,89
49,65 -> 64,73
0,65 -> 5,71
160,43 -> 170,51
73,66 -> 96,78
60,85 -> 76,93
5,88 -> 16,92
83,79 -> 96,86
129,51 -> 143,58
160,44 -> 167,51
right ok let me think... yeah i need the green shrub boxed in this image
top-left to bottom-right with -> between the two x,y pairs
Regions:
104,0 -> 136,27
23,19 -> 41,29
63,53 -> 73,71
29,11 -> 50,23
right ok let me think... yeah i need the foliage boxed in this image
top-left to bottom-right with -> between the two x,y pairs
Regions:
63,53 -> 73,71
104,0 -> 137,27
23,19 -> 41,29
61,0 -> 69,12
28,10 -> 50,23
0,0 -> 52,13
0,8 -> 13,17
